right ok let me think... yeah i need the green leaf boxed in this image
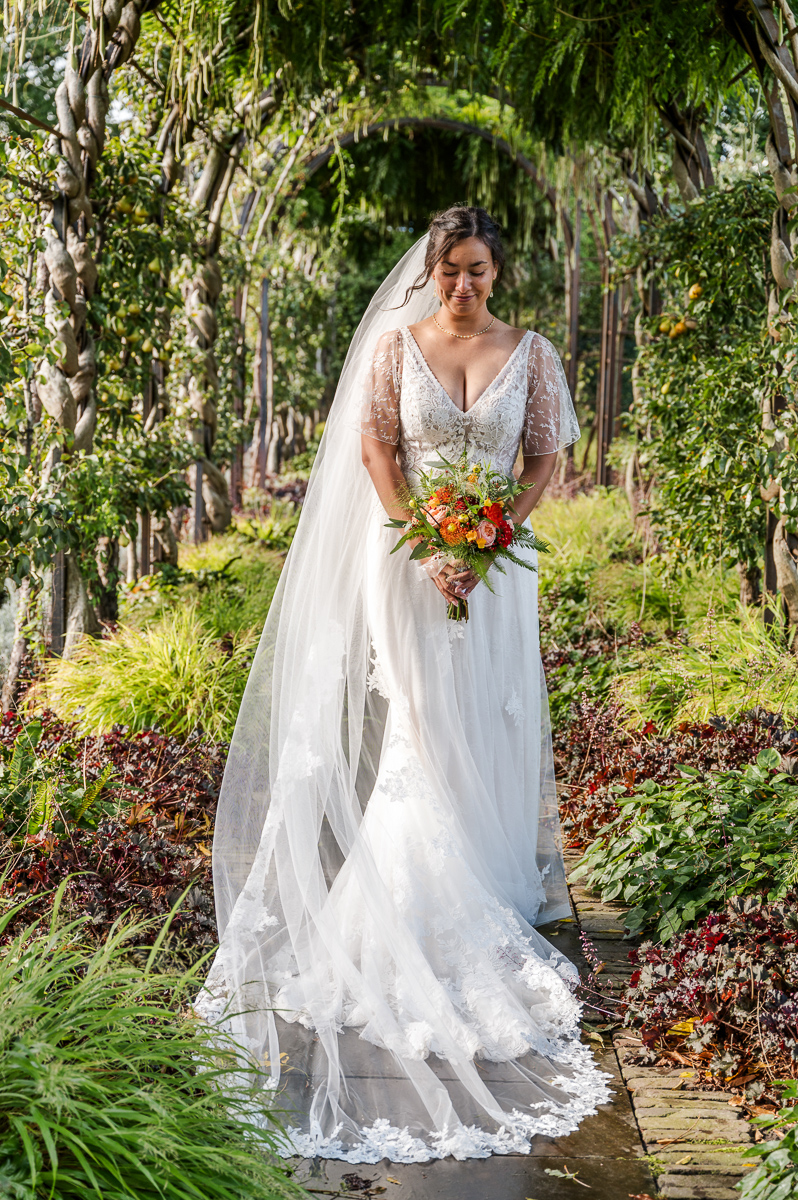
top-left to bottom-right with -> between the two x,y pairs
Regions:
756,748 -> 781,771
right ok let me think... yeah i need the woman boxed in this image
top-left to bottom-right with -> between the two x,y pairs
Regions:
199,206 -> 610,1163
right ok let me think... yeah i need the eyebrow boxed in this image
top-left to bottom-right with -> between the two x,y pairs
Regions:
442,259 -> 488,266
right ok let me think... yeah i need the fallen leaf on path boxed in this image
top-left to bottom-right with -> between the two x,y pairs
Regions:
544,1166 -> 591,1187
667,1018 -> 696,1036
386,1179 -> 402,1186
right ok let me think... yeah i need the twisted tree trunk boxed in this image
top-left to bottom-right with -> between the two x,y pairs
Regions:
40,0 -> 150,654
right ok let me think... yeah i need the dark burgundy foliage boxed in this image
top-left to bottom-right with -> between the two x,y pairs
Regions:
553,697 -> 797,850
0,711 -> 223,956
624,895 -> 798,1088
547,690 -> 798,1094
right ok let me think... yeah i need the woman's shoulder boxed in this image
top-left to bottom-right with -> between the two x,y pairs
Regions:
524,330 -> 561,359
374,327 -> 405,352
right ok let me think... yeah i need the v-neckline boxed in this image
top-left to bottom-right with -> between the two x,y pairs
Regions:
402,327 -> 531,416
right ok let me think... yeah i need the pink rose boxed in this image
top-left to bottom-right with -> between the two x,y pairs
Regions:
428,505 -> 449,526
476,519 -> 497,546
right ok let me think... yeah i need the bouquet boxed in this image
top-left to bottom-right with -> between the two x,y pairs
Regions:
386,453 -> 550,621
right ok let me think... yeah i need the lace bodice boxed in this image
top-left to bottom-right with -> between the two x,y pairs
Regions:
360,326 -> 579,481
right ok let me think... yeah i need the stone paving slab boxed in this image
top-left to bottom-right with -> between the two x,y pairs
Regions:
293,1152 -> 655,1200
655,1183 -> 743,1200
289,920 -> 654,1199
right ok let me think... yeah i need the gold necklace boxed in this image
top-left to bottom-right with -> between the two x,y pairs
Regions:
432,312 -> 496,340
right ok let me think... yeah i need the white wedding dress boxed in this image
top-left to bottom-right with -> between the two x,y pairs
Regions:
198,239 -> 610,1163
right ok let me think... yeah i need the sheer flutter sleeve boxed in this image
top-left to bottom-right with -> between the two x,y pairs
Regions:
359,328 -> 403,445
523,334 -> 580,455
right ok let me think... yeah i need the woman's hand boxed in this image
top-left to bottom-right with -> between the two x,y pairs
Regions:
425,561 -> 479,604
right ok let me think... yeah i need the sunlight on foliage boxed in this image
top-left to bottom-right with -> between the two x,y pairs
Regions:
615,606 -> 798,731
572,748 -> 798,941
0,890 -> 306,1200
38,607 -> 256,741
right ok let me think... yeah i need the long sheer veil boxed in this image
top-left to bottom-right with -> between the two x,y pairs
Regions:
202,234 -> 604,1163
212,233 -> 436,946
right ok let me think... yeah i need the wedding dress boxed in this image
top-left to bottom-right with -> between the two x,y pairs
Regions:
198,237 -> 611,1163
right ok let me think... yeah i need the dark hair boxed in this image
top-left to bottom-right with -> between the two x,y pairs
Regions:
402,205 -> 505,304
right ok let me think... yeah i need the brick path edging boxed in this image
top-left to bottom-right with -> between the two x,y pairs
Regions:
565,852 -> 757,1200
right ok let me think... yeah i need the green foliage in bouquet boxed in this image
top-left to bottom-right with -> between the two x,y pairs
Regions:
0,888 -> 306,1200
570,748 -> 798,941
386,453 -> 550,620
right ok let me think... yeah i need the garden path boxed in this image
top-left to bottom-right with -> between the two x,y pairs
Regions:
292,853 -> 761,1199
566,852 -> 756,1200
290,912 -> 656,1200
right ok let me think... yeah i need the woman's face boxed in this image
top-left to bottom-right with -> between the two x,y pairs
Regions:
431,237 -> 497,315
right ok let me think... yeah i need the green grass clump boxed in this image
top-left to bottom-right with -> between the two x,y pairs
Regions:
533,488 -> 637,573
0,890 -> 306,1200
533,488 -> 739,641
614,606 -> 798,731
41,606 -> 256,741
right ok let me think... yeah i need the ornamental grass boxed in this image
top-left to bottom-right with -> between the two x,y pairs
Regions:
37,606 -> 256,742
613,605 -> 798,732
0,888 -> 306,1200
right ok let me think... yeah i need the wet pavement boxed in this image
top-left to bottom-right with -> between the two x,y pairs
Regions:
291,920 -> 655,1200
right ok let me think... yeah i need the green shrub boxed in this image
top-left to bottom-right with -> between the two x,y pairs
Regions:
571,748 -> 798,941
0,891 -> 305,1200
614,607 -> 798,732
739,1080 -> 798,1200
0,719 -> 117,846
123,534 -> 283,640
40,607 -> 256,742
233,503 -> 299,554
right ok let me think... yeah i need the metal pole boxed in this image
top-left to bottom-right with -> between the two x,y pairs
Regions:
231,285 -> 245,508
51,549 -> 66,655
595,276 -> 610,487
257,277 -> 269,488
567,199 -> 581,403
49,442 -> 66,655
194,461 -> 205,544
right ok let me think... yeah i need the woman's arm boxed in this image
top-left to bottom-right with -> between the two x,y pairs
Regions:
360,435 -> 409,520
361,435 -> 470,606
509,451 -> 558,525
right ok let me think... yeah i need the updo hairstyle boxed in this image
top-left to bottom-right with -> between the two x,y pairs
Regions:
402,205 -> 505,304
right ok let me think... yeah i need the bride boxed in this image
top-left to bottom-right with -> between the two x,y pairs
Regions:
199,205 -> 611,1163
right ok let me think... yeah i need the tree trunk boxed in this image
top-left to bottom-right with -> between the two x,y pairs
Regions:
774,516 -> 798,636
38,1 -> 148,655
737,561 -> 762,607
182,135 -> 246,532
96,537 -> 119,622
1,579 -> 30,712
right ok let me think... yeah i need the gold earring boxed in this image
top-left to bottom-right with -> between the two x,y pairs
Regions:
490,288 -> 494,297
